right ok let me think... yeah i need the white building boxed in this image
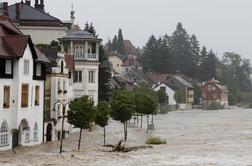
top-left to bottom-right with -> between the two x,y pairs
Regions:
59,31 -> 102,105
6,1 -> 70,45
44,51 -> 75,142
152,83 -> 176,105
0,17 -> 50,150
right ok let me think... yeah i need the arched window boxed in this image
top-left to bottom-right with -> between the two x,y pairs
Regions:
33,123 -> 38,141
0,121 -> 8,146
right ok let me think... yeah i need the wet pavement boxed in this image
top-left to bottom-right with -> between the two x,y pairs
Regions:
1,109 -> 252,166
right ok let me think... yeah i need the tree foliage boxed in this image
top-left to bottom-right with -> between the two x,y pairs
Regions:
68,96 -> 95,150
68,96 -> 95,129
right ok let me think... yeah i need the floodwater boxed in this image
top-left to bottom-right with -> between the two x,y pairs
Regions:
1,109 -> 252,166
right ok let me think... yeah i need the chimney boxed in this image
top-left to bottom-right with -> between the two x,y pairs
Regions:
34,0 -> 44,12
15,3 -> 20,20
34,0 -> 39,8
25,0 -> 31,6
3,2 -> 8,16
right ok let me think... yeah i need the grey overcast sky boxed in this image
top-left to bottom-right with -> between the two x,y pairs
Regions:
7,0 -> 252,59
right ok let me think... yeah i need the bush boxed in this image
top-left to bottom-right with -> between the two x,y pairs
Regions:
145,137 -> 167,145
158,104 -> 172,114
242,103 -> 252,109
205,102 -> 223,110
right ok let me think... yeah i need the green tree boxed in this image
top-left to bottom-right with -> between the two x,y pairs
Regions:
95,102 -> 110,146
174,89 -> 185,104
117,28 -> 125,55
84,22 -> 98,38
171,23 -> 193,76
134,91 -> 158,133
110,90 -> 135,141
68,96 -> 95,150
197,47 -> 218,81
157,89 -> 167,104
36,40 -> 61,51
142,35 -> 157,72
112,35 -> 118,52
99,45 -> 112,102
193,83 -> 202,105
50,40 -> 61,51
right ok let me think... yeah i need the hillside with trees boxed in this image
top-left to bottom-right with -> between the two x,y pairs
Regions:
142,23 -> 252,105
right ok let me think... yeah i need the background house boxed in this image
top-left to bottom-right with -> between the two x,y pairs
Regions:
6,0 -> 71,44
152,82 -> 176,105
108,52 -> 123,75
121,55 -> 142,75
149,74 -> 194,109
201,79 -> 229,107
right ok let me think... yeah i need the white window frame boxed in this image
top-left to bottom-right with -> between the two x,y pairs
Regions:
89,95 -> 94,102
24,59 -> 29,75
0,121 -> 8,147
24,129 -> 30,143
88,70 -> 95,83
5,60 -> 12,74
33,123 -> 38,142
36,63 -> 41,76
74,70 -> 82,83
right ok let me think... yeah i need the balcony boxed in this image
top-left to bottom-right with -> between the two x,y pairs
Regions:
74,53 -> 97,61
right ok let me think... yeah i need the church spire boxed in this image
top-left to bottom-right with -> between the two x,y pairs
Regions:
70,3 -> 75,22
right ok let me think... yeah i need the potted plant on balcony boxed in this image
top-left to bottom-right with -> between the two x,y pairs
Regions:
63,90 -> 68,94
58,89 -> 62,94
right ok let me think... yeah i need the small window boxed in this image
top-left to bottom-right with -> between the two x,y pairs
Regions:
88,71 -> 95,83
36,63 -> 41,76
0,121 -> 8,146
63,80 -> 66,91
5,60 -> 12,74
160,86 -> 166,93
33,123 -> 38,141
89,95 -> 94,102
3,86 -> 10,109
58,80 -> 62,93
24,129 -> 30,143
74,70 -> 82,83
35,86 -> 39,106
24,60 -> 29,75
21,84 -> 29,108
57,104 -> 61,116
61,61 -> 64,73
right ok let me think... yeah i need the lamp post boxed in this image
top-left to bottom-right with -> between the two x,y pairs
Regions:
53,101 -> 70,154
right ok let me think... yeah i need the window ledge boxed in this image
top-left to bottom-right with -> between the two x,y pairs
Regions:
0,144 -> 9,148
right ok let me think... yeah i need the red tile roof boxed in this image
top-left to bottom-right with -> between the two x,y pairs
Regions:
3,35 -> 29,57
0,16 -> 50,63
65,54 -> 75,71
121,56 -> 141,67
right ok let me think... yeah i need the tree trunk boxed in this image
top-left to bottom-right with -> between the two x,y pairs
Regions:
123,122 -> 126,142
78,128 -> 82,150
103,126 -> 106,146
147,115 -> 149,133
151,114 -> 154,125
141,115 -> 143,128
125,121 -> 128,141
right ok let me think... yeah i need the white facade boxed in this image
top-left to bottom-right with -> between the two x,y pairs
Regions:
44,53 -> 74,142
59,31 -> 101,105
73,61 -> 100,105
20,26 -> 67,45
0,45 -> 44,150
152,83 -> 176,105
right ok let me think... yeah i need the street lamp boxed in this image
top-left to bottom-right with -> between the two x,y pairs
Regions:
52,101 -> 70,154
